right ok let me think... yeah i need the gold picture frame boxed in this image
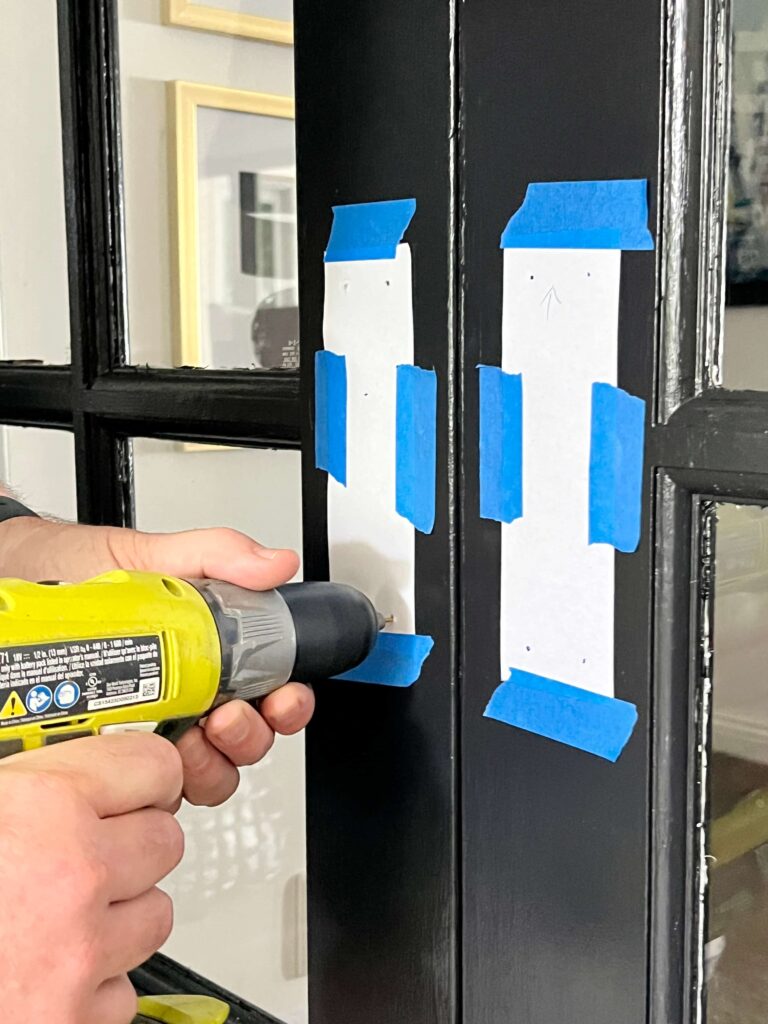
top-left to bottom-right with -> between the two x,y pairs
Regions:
168,80 -> 295,370
164,0 -> 293,46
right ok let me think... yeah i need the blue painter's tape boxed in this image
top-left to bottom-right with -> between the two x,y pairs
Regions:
500,179 -> 654,251
589,382 -> 645,552
334,632 -> 434,687
478,365 -> 523,523
396,365 -> 437,534
315,350 -> 347,485
325,199 -> 417,262
484,669 -> 638,762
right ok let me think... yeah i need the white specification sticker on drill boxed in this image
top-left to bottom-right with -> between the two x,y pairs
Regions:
0,634 -> 162,726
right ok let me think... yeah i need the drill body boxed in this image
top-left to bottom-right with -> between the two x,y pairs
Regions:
0,570 -> 379,756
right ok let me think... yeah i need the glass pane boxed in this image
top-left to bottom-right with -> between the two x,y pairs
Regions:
204,0 -> 294,19
132,439 -> 307,1023
0,426 -> 76,521
706,502 -> 768,1020
0,1 -> 71,364
119,1 -> 298,369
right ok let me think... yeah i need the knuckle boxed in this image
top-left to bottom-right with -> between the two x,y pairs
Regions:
111,977 -> 139,1024
147,889 -> 174,950
277,700 -> 309,734
179,730 -> 213,778
148,811 -> 185,867
144,734 -> 184,789
76,852 -> 111,902
29,768 -> 80,810
212,526 -> 243,544
89,974 -> 137,1024
77,931 -> 106,982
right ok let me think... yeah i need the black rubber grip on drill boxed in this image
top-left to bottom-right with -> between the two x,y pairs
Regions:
277,582 -> 380,682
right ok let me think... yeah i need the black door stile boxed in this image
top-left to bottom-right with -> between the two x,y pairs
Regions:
459,2 -> 662,1021
294,2 -> 460,1021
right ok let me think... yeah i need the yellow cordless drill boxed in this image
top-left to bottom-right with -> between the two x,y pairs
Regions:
0,569 -> 381,755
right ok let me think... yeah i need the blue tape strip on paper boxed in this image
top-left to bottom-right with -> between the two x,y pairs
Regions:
484,669 -> 638,762
478,365 -> 523,523
334,632 -> 434,687
315,350 -> 347,485
500,179 -> 654,251
396,365 -> 437,534
325,198 -> 417,262
589,382 -> 645,553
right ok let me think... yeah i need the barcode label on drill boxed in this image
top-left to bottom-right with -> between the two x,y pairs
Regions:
0,635 -> 163,726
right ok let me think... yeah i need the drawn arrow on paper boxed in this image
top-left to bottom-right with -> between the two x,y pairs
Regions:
540,285 -> 562,320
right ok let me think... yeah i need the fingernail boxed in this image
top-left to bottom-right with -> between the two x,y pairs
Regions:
254,546 -> 279,561
218,706 -> 250,744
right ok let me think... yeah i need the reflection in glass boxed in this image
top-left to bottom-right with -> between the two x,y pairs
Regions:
707,503 -> 768,1020
722,1 -> 768,388
0,1 -> 70,364
197,106 -> 298,370
131,439 -> 307,1023
119,0 -> 298,368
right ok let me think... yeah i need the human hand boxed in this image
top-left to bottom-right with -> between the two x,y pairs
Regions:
0,733 -> 183,1024
0,518 -> 315,805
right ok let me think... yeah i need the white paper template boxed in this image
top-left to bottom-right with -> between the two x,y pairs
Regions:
323,244 -> 416,633
500,247 -> 622,696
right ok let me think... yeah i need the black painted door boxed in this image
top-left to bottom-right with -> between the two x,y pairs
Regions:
30,0 -> 754,1020
294,1 -> 732,1022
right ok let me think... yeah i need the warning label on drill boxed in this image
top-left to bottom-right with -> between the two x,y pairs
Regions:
0,635 -> 162,727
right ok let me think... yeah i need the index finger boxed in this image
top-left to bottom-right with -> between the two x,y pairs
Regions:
8,733 -> 184,818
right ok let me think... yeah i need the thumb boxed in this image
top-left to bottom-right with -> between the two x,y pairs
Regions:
134,528 -> 300,590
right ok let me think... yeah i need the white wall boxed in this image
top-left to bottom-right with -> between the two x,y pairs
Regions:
0,0 -> 70,364
118,0 -> 295,366
0,426 -> 77,519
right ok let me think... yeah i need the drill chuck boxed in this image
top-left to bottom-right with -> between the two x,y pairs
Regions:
190,580 -> 381,702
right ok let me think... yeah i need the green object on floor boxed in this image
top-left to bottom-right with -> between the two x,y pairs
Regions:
135,994 -> 230,1024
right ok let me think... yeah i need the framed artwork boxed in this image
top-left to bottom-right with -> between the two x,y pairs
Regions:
168,81 -> 297,372
164,0 -> 293,46
727,5 -> 768,304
